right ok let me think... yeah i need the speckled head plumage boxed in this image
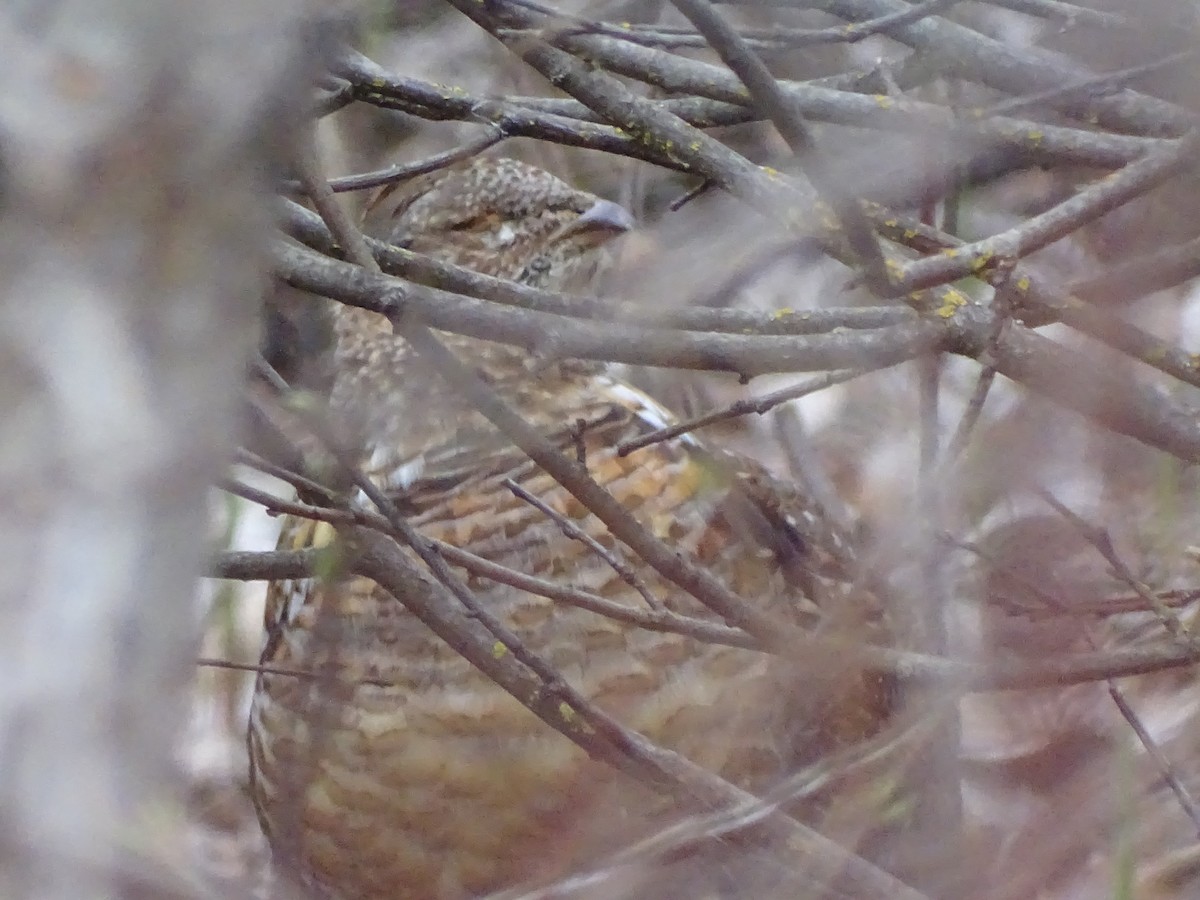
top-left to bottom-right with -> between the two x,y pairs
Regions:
362,156 -> 633,288
332,157 -> 635,487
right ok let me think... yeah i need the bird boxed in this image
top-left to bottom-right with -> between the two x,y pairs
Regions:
247,156 -> 891,899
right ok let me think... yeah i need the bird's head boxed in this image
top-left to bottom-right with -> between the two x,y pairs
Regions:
328,157 -> 634,486
362,156 -> 633,290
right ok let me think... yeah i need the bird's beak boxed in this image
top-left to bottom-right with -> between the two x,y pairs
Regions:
563,198 -> 636,238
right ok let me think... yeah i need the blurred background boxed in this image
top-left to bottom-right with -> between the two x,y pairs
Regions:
8,0 -> 1200,897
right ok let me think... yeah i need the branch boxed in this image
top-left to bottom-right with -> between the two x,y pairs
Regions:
274,239 -> 943,377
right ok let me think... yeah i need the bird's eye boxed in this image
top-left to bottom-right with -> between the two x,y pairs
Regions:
516,256 -> 553,286
447,215 -> 486,232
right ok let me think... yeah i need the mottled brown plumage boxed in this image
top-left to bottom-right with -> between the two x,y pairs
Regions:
248,157 -> 889,899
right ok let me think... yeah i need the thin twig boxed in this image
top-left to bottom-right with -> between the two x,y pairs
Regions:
983,48 -> 1198,119
669,0 -> 892,295
1104,674 -> 1200,838
294,127 -> 379,273
235,448 -> 337,503
284,126 -> 507,195
617,367 -> 878,456
506,0 -> 961,49
1036,491 -> 1196,645
896,132 -> 1200,293
503,477 -> 665,611
943,264 -> 1015,462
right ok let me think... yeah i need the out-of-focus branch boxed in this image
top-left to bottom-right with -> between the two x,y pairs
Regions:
0,4 -> 310,898
894,133 -> 1200,292
282,199 -> 917,336
275,240 -> 1200,463
274,239 -> 943,376
345,61 -> 1155,173
670,0 -> 892,294
811,0 -> 1193,135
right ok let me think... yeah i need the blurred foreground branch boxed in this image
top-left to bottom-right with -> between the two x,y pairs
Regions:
0,3 -> 311,898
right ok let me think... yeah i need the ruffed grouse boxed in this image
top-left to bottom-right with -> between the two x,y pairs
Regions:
248,157 -> 889,899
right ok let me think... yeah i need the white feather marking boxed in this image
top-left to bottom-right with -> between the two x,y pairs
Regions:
387,457 -> 426,490
272,578 -> 315,628
365,448 -> 425,492
601,378 -> 702,447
